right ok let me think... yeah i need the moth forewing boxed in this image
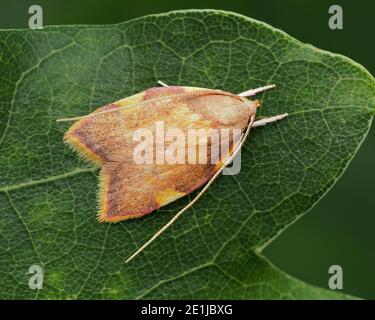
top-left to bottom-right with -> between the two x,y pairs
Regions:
61,86 -> 256,221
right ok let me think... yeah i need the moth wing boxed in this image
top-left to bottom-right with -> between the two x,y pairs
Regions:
64,86 -> 249,222
63,86 -> 196,165
98,158 -> 219,222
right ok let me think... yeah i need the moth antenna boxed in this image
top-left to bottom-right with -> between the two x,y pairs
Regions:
125,114 -> 256,263
157,80 -> 169,87
252,113 -> 288,127
56,89 -> 226,123
238,84 -> 276,97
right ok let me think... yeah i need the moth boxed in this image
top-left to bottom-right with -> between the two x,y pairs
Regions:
58,81 -> 287,262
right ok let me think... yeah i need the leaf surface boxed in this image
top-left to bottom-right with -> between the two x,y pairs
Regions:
0,10 -> 374,299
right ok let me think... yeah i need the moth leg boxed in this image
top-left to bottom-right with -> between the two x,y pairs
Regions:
252,113 -> 288,127
157,80 -> 169,87
238,84 -> 275,97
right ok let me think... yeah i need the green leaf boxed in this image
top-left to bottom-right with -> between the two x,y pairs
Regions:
0,9 -> 374,299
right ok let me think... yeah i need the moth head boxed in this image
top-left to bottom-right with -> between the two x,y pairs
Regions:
243,98 -> 260,115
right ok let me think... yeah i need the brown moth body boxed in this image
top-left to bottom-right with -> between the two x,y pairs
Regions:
63,86 -> 258,222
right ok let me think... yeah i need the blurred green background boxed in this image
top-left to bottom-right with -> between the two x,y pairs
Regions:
0,0 -> 373,299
